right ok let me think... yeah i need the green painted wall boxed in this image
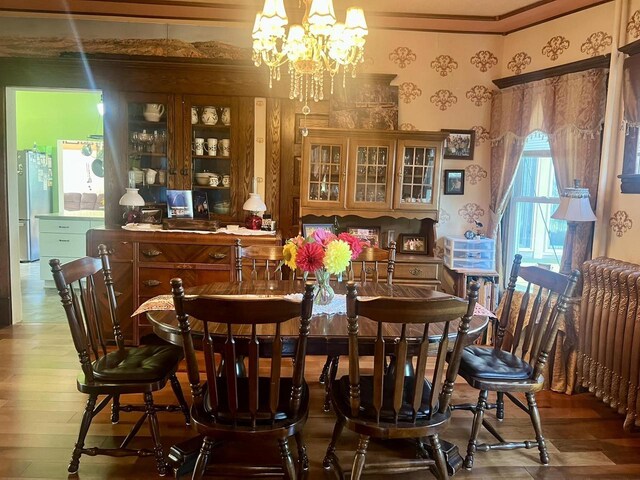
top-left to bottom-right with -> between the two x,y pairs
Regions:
16,90 -> 103,212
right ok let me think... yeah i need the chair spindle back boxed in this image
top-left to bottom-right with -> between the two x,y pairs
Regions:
171,279 -> 315,426
345,281 -> 479,424
50,244 -> 124,382
495,255 -> 580,379
348,242 -> 396,285
235,239 -> 287,281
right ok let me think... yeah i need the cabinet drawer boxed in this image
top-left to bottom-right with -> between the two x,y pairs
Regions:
40,232 -> 86,257
40,219 -> 91,234
394,263 -> 439,281
90,239 -> 133,261
139,243 -> 231,264
139,267 -> 231,296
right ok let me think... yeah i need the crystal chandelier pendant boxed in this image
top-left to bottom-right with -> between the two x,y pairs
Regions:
253,0 -> 368,120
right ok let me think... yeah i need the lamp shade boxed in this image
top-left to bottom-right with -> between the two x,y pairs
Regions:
119,188 -> 145,207
344,7 -> 368,36
551,186 -> 596,222
242,192 -> 267,212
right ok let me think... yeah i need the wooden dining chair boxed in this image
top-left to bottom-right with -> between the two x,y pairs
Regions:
457,254 -> 580,470
319,243 -> 397,411
171,278 -> 315,479
322,281 -> 479,480
235,238 -> 289,281
50,244 -> 190,476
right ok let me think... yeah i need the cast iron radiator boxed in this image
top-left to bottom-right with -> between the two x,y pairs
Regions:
577,257 -> 640,431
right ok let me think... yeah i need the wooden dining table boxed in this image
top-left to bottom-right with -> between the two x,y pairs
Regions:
144,279 -> 489,477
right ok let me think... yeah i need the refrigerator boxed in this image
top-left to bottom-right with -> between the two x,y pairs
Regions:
18,150 -> 53,262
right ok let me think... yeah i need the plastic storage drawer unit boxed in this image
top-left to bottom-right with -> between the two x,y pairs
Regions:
443,236 -> 495,271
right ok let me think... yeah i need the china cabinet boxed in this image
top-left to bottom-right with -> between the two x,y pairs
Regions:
300,128 -> 446,220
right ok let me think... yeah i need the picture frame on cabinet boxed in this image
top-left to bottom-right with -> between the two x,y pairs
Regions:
398,234 -> 428,254
444,169 -> 465,195
347,226 -> 381,247
166,189 -> 193,218
442,129 -> 475,160
192,190 -> 209,219
302,223 -> 334,238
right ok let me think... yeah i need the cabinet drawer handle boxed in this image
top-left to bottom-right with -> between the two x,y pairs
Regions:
143,280 -> 161,287
143,249 -> 162,257
58,225 -> 70,229
108,247 -> 116,255
209,252 -> 226,260
409,268 -> 422,277
58,239 -> 70,243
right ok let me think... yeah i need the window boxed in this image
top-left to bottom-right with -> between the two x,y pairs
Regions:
506,133 -> 567,270
620,128 -> 640,193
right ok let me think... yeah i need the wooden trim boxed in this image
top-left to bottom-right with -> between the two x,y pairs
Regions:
265,99 -> 281,223
503,0 -> 611,34
493,54 -> 610,89
620,38 -> 640,56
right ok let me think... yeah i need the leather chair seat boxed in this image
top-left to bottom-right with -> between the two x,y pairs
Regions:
333,375 -> 435,423
92,345 -> 183,383
200,377 -> 308,426
459,345 -> 533,380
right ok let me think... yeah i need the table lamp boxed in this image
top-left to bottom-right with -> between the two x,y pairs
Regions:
119,188 -> 145,224
551,179 -> 596,274
242,179 -> 267,230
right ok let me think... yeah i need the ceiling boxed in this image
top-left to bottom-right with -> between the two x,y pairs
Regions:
0,0 -> 611,34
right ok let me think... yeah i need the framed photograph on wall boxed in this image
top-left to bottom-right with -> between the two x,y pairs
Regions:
302,223 -> 334,238
444,169 -> 465,195
347,226 -> 381,247
398,234 -> 428,254
442,129 -> 475,160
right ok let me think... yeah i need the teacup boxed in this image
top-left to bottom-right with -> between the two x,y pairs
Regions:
222,174 -> 230,186
219,139 -> 230,157
209,174 -> 220,187
201,106 -> 218,125
193,138 -> 205,156
157,170 -> 166,184
206,138 -> 218,156
191,107 -> 198,125
145,168 -> 157,185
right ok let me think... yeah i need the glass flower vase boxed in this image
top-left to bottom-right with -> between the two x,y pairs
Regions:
314,269 -> 335,306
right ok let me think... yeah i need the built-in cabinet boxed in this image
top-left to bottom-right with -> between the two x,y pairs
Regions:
108,92 -> 254,226
301,128 -> 446,220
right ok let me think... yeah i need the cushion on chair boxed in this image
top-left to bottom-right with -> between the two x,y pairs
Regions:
92,345 -> 183,382
333,375 -> 435,422
201,377 -> 308,426
459,345 -> 533,380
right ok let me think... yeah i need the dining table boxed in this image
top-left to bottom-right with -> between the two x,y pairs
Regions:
141,279 -> 490,477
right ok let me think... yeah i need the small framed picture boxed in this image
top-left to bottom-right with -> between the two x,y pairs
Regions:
398,234 -> 428,254
442,129 -> 475,160
444,169 -> 465,195
192,191 -> 209,219
166,189 -> 193,219
302,223 -> 334,238
347,226 -> 381,247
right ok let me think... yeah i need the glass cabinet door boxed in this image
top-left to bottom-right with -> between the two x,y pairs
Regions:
126,97 -> 171,207
302,137 -> 346,208
186,96 -> 235,219
395,140 -> 438,210
347,140 -> 394,210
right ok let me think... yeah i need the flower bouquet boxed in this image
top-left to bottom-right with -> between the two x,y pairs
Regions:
281,229 -> 368,305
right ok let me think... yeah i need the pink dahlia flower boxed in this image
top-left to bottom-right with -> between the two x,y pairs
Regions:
312,228 -> 337,246
338,232 -> 364,260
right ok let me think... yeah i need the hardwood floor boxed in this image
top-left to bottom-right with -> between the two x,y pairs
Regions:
1,321 -> 640,479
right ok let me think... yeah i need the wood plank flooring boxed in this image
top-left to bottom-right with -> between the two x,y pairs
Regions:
1,322 -> 640,479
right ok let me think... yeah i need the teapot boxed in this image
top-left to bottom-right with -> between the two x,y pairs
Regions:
144,104 -> 165,115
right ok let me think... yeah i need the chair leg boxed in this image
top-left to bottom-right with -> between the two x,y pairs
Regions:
192,436 -> 214,480
278,438 -> 297,480
169,373 -> 191,425
428,434 -> 449,480
294,432 -> 309,478
144,392 -> 167,477
464,389 -> 488,470
68,394 -> 97,474
319,356 -> 332,384
496,391 -> 505,421
323,417 -> 345,471
324,355 -> 340,412
111,394 -> 120,424
351,435 -> 370,480
526,392 -> 549,465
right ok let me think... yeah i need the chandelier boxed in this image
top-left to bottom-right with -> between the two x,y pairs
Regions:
252,0 -> 368,115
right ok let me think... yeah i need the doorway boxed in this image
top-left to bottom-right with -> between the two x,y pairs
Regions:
7,87 -> 104,323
